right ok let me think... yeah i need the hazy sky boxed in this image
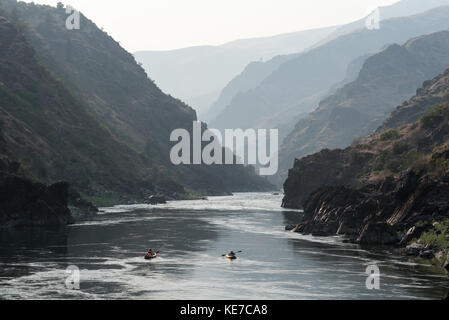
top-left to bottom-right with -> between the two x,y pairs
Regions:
22,0 -> 398,52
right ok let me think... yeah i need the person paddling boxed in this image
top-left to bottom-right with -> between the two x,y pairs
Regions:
224,250 -> 239,260
145,248 -> 155,259
144,248 -> 160,260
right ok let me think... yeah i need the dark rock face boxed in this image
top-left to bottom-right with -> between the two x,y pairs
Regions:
68,187 -> 99,215
357,222 -> 399,245
282,149 -> 371,209
0,174 -> 73,228
288,171 -> 449,245
145,194 -> 167,205
403,242 -> 425,256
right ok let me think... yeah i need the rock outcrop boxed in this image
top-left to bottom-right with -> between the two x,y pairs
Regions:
0,173 -> 73,228
68,187 -> 99,216
289,171 -> 449,246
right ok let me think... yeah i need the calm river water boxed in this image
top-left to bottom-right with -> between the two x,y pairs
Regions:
1,193 -> 448,299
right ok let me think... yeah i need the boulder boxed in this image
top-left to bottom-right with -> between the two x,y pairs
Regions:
403,242 -> 425,256
146,194 -> 167,205
419,250 -> 435,259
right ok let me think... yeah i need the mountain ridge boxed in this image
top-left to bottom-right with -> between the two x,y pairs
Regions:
211,5 -> 449,138
0,0 -> 274,199
275,30 -> 449,186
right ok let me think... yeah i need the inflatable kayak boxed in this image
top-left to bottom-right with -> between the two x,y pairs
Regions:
144,254 -> 158,260
226,255 -> 237,260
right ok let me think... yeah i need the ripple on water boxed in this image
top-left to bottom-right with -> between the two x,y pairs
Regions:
1,193 -> 448,300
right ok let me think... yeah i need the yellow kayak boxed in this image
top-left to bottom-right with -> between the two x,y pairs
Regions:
226,255 -> 237,260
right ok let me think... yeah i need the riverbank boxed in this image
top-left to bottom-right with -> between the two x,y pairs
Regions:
283,170 -> 449,272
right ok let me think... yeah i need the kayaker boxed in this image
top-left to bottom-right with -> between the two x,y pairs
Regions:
147,249 -> 153,257
227,251 -> 236,258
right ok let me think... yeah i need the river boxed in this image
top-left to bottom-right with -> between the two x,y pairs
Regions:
0,193 -> 448,299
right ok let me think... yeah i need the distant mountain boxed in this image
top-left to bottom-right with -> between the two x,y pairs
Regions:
282,66 -> 449,209
311,0 -> 449,49
211,4 -> 449,137
0,0 -> 273,198
208,0 -> 449,125
134,27 -> 338,116
276,31 -> 449,186
204,54 -> 298,124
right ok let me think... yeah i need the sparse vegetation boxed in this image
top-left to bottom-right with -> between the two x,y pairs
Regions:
380,130 -> 400,141
420,103 -> 449,129
392,142 -> 411,155
411,219 -> 449,252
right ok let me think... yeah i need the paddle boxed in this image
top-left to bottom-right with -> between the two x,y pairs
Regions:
221,250 -> 242,257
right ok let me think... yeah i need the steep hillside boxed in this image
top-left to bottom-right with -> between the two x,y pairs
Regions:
380,69 -> 449,130
204,54 -> 297,123
0,15 -> 167,196
283,67 -> 449,209
277,31 -> 449,186
1,13 -> 193,193
211,6 -> 449,134
135,26 -> 338,116
0,1 -> 273,196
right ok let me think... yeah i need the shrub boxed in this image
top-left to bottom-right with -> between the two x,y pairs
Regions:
385,159 -> 401,172
415,219 -> 449,250
358,143 -> 372,150
400,150 -> 423,170
393,142 -> 411,155
374,150 -> 390,171
420,103 -> 449,129
380,130 -> 399,141
433,157 -> 449,172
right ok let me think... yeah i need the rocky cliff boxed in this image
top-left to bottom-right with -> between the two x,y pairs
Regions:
0,158 -> 73,228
